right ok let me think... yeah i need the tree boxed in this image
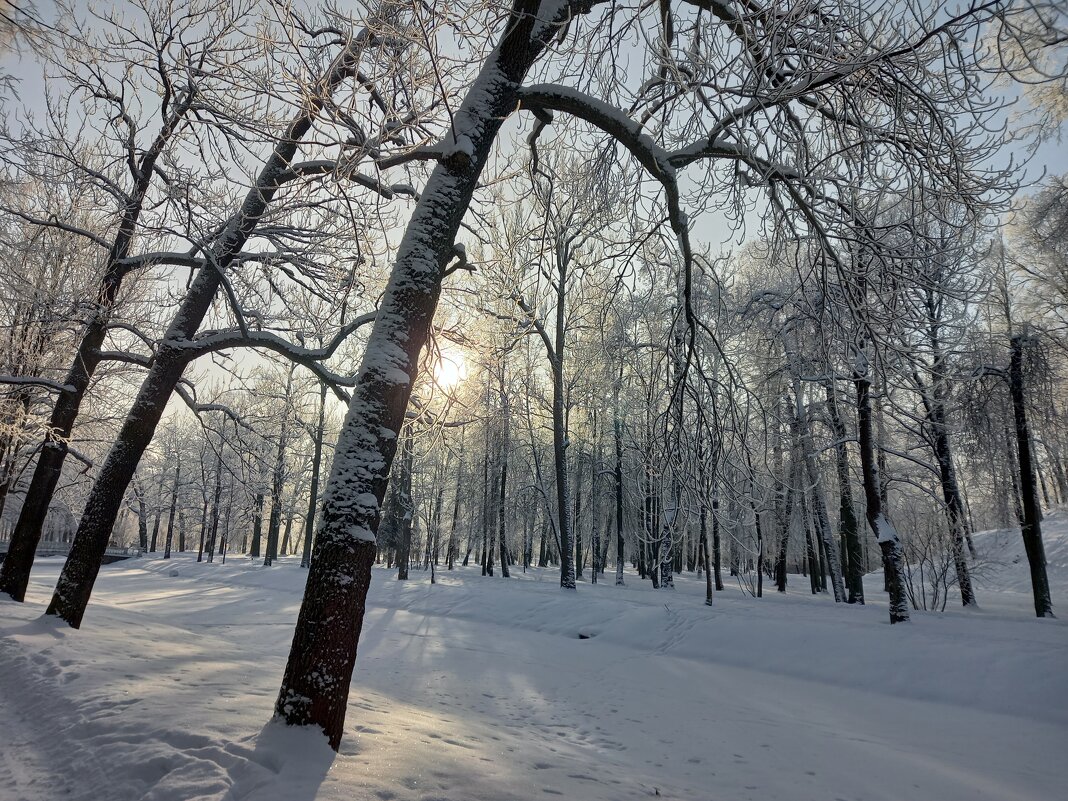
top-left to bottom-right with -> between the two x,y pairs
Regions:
275,0 -> 1049,746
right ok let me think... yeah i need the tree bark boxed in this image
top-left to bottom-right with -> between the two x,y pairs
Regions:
162,457 -> 181,560
825,380 -> 864,604
855,371 -> 910,623
43,48 -> 361,625
275,2 -> 585,748
1009,334 -> 1054,618
0,93 -> 195,602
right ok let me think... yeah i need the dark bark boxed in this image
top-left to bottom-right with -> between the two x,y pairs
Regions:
265,364 -> 296,566
0,92 -> 195,602
825,380 -> 864,604
250,492 -> 265,558
1009,335 -> 1054,618
206,453 -> 223,562
498,425 -> 510,579
44,55 -> 356,624
614,399 -> 626,586
855,371 -> 910,623
392,432 -> 414,581
162,458 -> 181,560
276,2 -> 587,748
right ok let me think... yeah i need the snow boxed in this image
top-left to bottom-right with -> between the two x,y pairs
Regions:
2,512 -> 1067,801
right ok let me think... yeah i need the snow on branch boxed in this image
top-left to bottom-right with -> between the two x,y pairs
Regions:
0,374 -> 75,393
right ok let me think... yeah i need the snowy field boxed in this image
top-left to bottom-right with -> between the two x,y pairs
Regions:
2,515 -> 1067,801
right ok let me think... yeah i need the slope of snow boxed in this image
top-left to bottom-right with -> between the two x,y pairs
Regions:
1,518 -> 1066,801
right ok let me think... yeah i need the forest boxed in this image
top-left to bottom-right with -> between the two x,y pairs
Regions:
0,0 -> 1066,799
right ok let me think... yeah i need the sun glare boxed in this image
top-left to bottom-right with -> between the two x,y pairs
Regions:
433,350 -> 467,391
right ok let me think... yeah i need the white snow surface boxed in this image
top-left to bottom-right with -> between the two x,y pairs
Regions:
2,512 -> 1068,801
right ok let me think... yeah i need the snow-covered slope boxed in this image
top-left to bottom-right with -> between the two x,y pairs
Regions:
1,523 -> 1066,801
971,507 -> 1068,598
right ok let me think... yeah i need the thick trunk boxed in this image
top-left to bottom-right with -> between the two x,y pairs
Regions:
1009,335 -> 1054,618
276,3 -> 579,747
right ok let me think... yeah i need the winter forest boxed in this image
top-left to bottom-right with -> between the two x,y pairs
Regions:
0,0 -> 1066,799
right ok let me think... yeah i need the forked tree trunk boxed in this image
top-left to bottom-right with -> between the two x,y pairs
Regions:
44,50 -> 363,625
275,1 -> 585,748
795,375 -> 843,602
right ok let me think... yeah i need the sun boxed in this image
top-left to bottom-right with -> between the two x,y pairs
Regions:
432,349 -> 467,391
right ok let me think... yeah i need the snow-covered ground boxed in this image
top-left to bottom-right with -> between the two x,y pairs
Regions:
2,514 -> 1067,801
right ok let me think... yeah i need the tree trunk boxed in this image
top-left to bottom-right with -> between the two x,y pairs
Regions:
206,453 -> 223,562
133,481 -> 149,552
826,380 -> 864,604
0,107 -> 190,601
265,364 -> 296,566
162,458 -> 181,560
796,377 -> 843,602
856,371 -> 910,623
1009,334 -> 1054,617
275,4 -> 584,747
498,427 -> 510,579
394,431 -> 414,581
43,46 -> 362,627
250,492 -> 265,559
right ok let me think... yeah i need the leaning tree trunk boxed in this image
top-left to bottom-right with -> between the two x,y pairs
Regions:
855,370 -> 910,623
1009,334 -> 1054,618
275,0 -> 586,749
0,94 -> 194,602
44,47 -> 362,628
